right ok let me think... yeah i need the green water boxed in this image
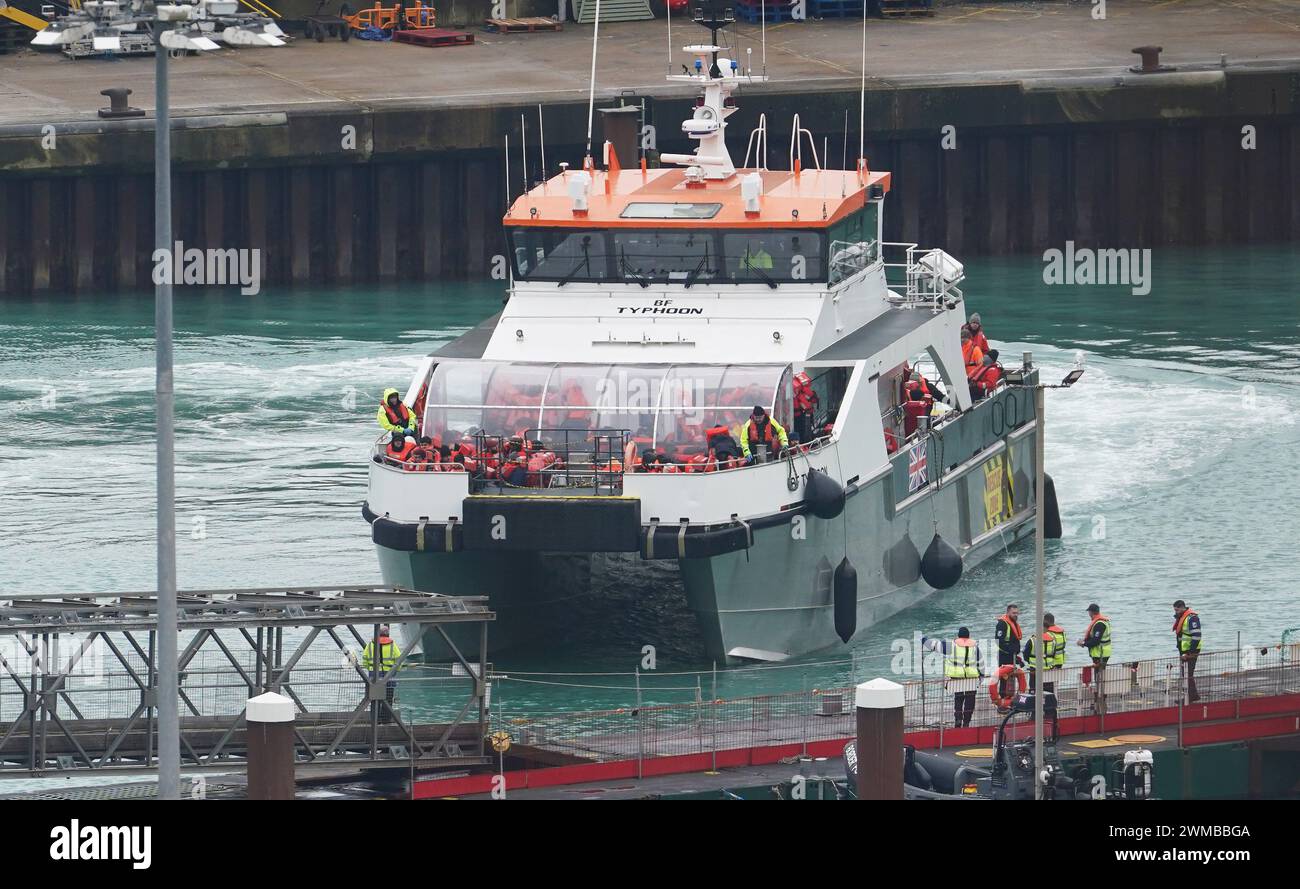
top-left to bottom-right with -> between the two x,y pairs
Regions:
2,246 -> 1298,718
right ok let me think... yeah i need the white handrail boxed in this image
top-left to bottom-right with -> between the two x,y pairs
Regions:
788,113 -> 821,172
743,112 -> 769,170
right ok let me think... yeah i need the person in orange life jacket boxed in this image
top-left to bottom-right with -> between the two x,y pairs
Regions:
901,388 -> 932,438
741,405 -> 788,461
404,436 -> 439,471
910,368 -> 947,404
633,450 -> 658,472
964,313 -> 990,354
385,431 -> 415,464
995,603 -> 1024,667
961,328 -> 985,383
377,388 -> 417,436
502,454 -> 530,486
969,354 -> 1003,401
923,627 -> 983,728
706,424 -> 743,466
1173,599 -> 1203,703
1077,603 -> 1112,713
793,371 -> 819,443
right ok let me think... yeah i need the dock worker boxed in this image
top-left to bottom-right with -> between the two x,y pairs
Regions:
1173,599 -> 1203,703
923,628 -> 982,728
995,604 -> 1023,667
741,241 -> 773,271
1077,604 -> 1112,714
378,388 -> 416,436
740,405 -> 788,462
361,624 -> 402,721
1024,612 -> 1066,693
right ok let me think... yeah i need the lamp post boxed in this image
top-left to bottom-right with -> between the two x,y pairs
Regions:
1015,353 -> 1084,800
151,2 -> 217,801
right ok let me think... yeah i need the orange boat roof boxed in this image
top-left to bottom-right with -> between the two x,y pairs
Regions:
504,166 -> 892,230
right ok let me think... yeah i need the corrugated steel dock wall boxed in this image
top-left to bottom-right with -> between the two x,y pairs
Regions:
1,67 -> 1297,294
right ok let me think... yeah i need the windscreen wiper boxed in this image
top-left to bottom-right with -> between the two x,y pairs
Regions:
620,250 -> 650,288
557,245 -> 592,287
684,254 -> 708,289
743,257 -> 779,289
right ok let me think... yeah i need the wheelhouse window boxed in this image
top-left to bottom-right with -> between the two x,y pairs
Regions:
612,230 -> 717,284
828,204 -> 881,284
507,228 -> 828,284
510,228 -> 609,282
722,231 -> 824,283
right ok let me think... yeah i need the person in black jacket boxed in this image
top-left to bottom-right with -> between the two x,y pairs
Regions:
995,604 -> 1023,667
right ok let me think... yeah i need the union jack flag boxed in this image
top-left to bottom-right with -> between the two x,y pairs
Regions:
908,442 -> 928,492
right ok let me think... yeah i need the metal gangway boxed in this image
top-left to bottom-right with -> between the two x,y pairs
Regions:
0,585 -> 494,777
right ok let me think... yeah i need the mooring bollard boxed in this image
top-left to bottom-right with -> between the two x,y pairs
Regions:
246,691 -> 295,800
854,678 -> 904,801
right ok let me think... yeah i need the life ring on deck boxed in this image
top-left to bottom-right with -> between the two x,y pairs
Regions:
988,665 -> 1027,709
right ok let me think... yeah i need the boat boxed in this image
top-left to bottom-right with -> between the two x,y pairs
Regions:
362,6 -> 1058,664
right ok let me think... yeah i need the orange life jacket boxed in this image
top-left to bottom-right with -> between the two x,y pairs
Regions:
999,614 -> 1023,642
383,400 -> 412,429
1173,609 -> 1197,635
884,428 -> 898,454
962,341 -> 984,380
1085,614 -> 1111,638
971,362 -> 1002,394
748,418 -> 777,446
404,446 -> 438,471
386,440 -> 415,462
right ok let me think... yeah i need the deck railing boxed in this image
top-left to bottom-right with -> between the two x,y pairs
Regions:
482,645 -> 1300,767
881,241 -> 965,309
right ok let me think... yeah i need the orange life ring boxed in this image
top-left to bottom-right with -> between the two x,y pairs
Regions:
988,664 -> 1027,709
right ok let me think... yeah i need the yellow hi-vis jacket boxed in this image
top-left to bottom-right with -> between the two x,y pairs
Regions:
362,637 -> 401,674
944,638 -> 980,680
740,416 -> 789,458
377,388 -> 416,434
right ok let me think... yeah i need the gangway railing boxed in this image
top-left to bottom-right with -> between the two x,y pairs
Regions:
0,586 -> 493,777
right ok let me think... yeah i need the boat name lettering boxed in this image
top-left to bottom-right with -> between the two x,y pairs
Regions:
617,300 -> 704,316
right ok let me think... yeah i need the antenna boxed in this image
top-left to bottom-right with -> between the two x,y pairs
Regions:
666,0 -> 672,77
858,0 -> 866,168
520,112 -> 528,196
537,103 -> 547,183
585,0 -> 603,164
841,108 -> 848,171
504,133 -> 511,211
761,0 -> 767,76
